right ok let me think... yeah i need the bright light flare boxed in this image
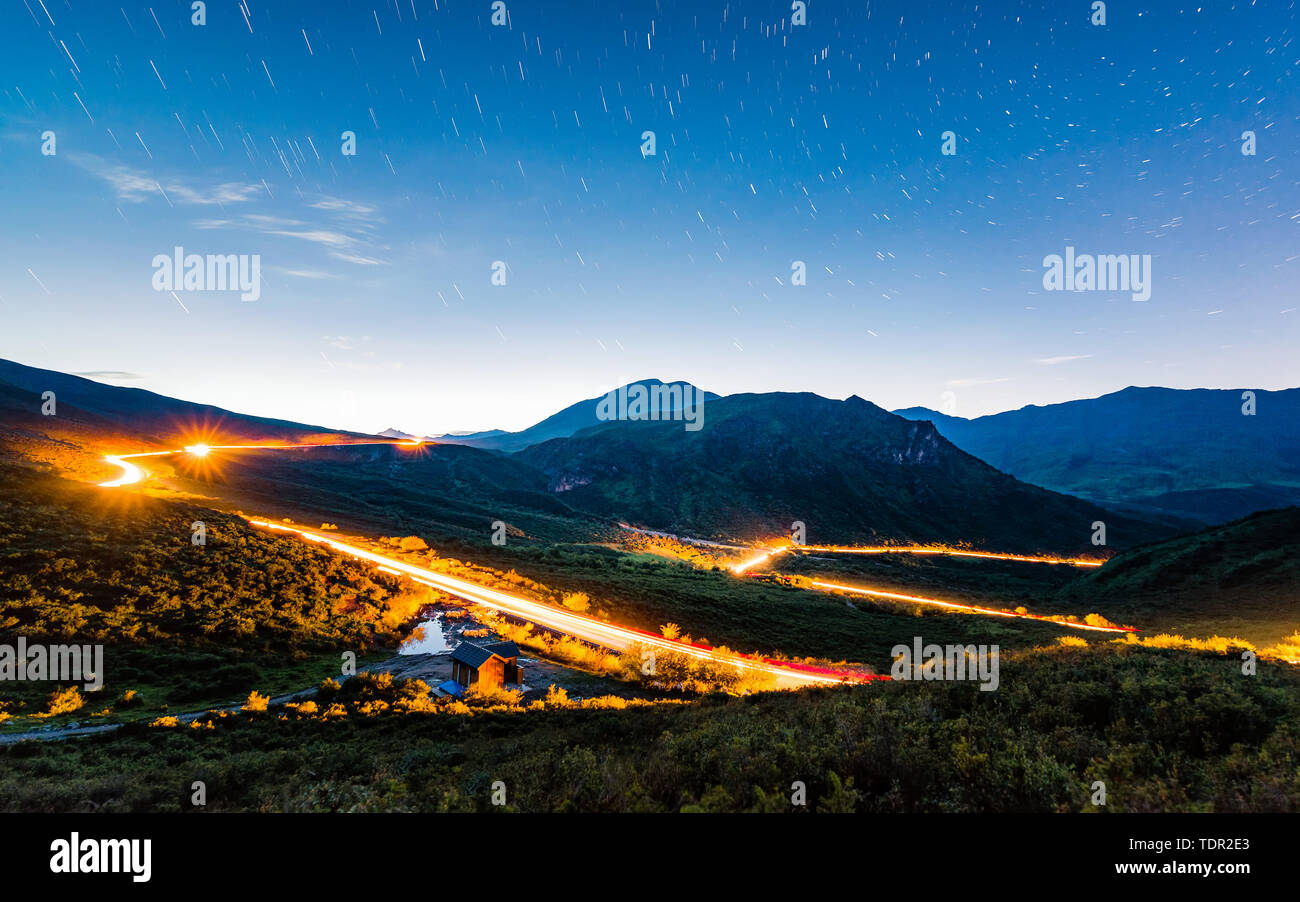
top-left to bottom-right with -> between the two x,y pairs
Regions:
184,443 -> 212,457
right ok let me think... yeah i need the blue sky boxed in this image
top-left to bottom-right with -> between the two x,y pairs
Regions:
1,0 -> 1297,433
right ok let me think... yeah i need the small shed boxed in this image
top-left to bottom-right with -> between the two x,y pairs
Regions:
450,639 -> 523,690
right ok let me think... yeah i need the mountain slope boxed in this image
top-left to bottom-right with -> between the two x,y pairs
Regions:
1055,506 -> 1300,648
895,386 -> 1300,524
435,379 -> 719,452
0,360 -> 598,541
0,358 -> 369,446
516,392 -> 1167,554
170,439 -> 601,543
0,358 -> 377,484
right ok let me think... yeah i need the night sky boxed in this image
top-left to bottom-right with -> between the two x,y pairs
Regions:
2,0 -> 1296,433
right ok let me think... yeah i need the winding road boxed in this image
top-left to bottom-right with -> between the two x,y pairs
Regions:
97,441 -> 870,688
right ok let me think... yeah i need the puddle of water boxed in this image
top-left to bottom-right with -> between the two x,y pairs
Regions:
399,616 -> 452,655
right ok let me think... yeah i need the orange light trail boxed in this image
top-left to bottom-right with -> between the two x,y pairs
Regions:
798,545 -> 1105,567
96,440 -> 426,488
98,450 -> 181,487
731,549 -> 786,574
728,540 -> 1128,632
809,579 -> 1136,633
731,544 -> 1104,573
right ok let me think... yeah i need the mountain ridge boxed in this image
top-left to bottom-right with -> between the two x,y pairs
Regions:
517,390 -> 1169,553
894,385 -> 1300,524
432,378 -> 719,452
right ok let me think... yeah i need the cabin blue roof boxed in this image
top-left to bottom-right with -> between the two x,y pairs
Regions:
437,680 -> 465,697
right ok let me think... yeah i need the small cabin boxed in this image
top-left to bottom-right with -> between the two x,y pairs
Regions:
449,640 -> 523,690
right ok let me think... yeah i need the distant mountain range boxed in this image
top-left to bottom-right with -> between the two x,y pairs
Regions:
894,386 -> 1300,524
5,357 -> 1289,552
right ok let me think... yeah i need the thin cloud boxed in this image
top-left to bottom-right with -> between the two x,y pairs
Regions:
186,191 -> 388,268
243,214 -> 308,227
278,268 -> 338,280
309,196 -> 381,220
331,252 -> 387,265
263,228 -> 357,248
70,154 -> 261,205
1034,355 -> 1093,365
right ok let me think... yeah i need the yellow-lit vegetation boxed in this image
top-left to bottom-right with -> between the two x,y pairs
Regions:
372,536 -> 620,622
52,640 -> 1298,812
0,466 -> 424,654
1262,631 -> 1300,662
1116,633 -> 1256,654
487,616 -> 623,676
191,671 -> 687,724
561,592 -> 591,612
1109,630 -> 1300,664
465,682 -> 523,706
617,533 -> 731,568
33,686 -> 85,718
621,642 -> 777,695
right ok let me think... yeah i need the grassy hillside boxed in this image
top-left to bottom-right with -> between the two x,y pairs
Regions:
0,359 -> 610,545
161,441 -> 608,544
1055,507 -> 1300,648
518,392 -> 1168,554
1,642 -> 1295,812
0,359 -> 370,486
0,358 -> 368,447
0,462 -> 420,726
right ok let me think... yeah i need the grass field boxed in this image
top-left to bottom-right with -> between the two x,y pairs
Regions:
0,641 -> 1295,813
